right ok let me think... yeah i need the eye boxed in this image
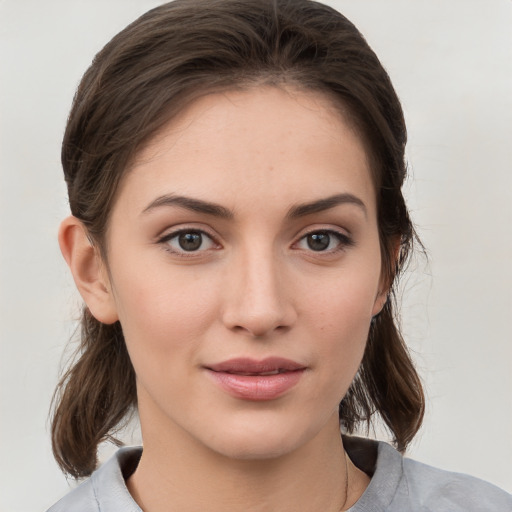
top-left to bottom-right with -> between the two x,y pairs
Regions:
295,230 -> 352,252
159,229 -> 218,254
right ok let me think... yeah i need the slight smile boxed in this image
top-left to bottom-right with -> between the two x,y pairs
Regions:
204,357 -> 307,401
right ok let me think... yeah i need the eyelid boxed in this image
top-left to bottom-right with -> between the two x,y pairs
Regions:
156,225 -> 222,255
292,226 -> 354,253
156,223 -> 217,240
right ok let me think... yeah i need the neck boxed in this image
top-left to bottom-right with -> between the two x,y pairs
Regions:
127,415 -> 369,512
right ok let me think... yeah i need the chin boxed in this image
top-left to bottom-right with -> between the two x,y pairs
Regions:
208,435 -> 300,461
199,414 -> 330,462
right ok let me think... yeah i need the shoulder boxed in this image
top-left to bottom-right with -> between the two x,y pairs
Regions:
46,447 -> 143,512
346,438 -> 512,512
400,455 -> 512,511
46,477 -> 98,512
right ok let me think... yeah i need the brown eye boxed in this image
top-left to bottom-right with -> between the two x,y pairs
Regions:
178,232 -> 203,251
161,229 -> 217,254
294,229 -> 353,254
307,232 -> 331,251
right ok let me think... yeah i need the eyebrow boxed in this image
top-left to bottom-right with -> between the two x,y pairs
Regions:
141,192 -> 366,220
141,194 -> 234,219
286,193 -> 367,218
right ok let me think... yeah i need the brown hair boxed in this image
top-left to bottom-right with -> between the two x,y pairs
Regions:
52,0 -> 424,478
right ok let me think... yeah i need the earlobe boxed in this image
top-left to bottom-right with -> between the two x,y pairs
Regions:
371,288 -> 388,317
58,216 -> 119,324
372,236 -> 400,317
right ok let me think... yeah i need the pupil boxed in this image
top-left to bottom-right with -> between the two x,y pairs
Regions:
307,232 -> 330,251
178,232 -> 202,251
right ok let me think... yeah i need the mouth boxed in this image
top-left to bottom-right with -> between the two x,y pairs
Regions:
204,357 -> 306,401
205,357 -> 306,375
223,369 -> 289,376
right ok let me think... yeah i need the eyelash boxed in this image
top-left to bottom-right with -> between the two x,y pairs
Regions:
293,229 -> 354,254
157,228 -> 220,257
156,228 -> 354,257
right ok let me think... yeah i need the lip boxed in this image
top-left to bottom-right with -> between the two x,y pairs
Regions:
204,357 -> 306,401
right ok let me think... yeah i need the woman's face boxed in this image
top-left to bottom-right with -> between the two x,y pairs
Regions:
103,87 -> 387,460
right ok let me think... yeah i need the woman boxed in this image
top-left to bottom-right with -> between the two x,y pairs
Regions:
47,0 -> 512,510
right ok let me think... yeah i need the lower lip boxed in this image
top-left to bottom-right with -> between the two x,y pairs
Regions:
206,369 -> 305,401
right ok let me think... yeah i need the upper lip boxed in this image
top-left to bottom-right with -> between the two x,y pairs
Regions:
205,357 -> 306,375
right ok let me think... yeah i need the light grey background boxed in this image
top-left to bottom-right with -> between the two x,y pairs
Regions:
1,1 -> 511,510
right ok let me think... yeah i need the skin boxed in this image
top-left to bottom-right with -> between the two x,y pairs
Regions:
60,86 -> 388,512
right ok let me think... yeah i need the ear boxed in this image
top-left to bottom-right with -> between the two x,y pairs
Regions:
371,287 -> 388,317
58,216 -> 119,324
372,236 -> 401,317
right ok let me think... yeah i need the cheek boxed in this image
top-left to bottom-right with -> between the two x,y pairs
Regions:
110,262 -> 222,357
306,268 -> 379,331
302,269 -> 379,383
312,293 -> 371,365
111,268 -> 225,410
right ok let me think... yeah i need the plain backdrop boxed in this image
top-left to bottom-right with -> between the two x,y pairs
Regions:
1,1 -> 511,510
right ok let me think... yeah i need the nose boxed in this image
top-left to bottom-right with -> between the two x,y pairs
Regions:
221,248 -> 297,338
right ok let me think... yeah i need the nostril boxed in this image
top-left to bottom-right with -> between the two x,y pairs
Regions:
221,274 -> 298,336
230,322 -> 289,338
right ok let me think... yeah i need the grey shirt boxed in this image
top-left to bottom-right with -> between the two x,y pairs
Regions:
47,438 -> 512,511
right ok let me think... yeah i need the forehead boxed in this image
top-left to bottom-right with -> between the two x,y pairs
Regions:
116,86 -> 375,218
